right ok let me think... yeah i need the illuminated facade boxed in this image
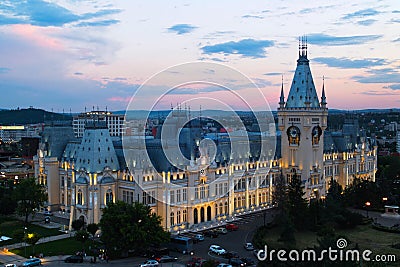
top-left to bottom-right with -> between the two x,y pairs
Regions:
34,46 -> 377,231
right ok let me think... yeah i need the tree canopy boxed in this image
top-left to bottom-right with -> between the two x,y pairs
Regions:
100,201 -> 170,257
13,178 -> 47,224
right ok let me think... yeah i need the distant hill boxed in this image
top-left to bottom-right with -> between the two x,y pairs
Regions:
0,108 -> 72,125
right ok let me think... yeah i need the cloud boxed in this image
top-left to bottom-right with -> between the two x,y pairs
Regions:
0,67 -> 10,74
357,19 -> 377,26
76,19 -> 119,27
201,38 -> 274,59
384,84 -> 400,90
307,33 -> 382,46
74,72 -> 83,76
313,57 -> 387,69
242,15 -> 264,19
390,19 -> 400,23
393,38 -> 400,42
167,24 -> 197,35
358,90 -> 400,96
352,69 -> 400,84
0,1 -> 121,27
263,72 -> 281,76
342,8 -> 381,20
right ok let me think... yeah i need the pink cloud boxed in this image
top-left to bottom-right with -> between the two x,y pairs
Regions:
11,24 -> 65,51
108,96 -> 132,103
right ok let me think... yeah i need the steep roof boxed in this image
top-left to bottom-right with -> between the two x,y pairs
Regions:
285,43 -> 320,108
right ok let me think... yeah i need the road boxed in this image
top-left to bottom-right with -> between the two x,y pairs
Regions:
4,208 -> 277,267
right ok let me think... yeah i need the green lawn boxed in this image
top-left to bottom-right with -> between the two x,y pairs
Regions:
0,219 -> 63,245
11,237 -> 100,258
255,224 -> 400,266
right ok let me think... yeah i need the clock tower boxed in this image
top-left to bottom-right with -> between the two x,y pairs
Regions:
278,38 -> 328,199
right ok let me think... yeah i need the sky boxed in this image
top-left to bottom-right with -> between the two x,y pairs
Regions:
0,0 -> 399,112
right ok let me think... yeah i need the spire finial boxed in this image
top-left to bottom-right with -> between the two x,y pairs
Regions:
321,76 -> 327,107
279,75 -> 285,108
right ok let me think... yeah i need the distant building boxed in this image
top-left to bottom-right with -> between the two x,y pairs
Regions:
34,43 -> 377,231
397,130 -> 400,153
73,111 -> 125,138
0,124 -> 42,143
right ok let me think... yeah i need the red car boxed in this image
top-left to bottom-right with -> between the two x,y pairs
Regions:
225,223 -> 238,231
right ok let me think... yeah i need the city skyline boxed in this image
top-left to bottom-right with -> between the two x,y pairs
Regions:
0,0 -> 399,112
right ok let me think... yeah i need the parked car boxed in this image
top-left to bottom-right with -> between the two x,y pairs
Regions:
243,242 -> 254,251
43,210 -> 53,216
217,264 -> 233,267
203,230 -> 218,238
156,255 -> 178,263
64,255 -> 84,263
4,264 -> 17,267
22,258 -> 41,267
216,227 -> 228,235
229,258 -> 245,267
225,223 -> 238,231
223,251 -> 239,259
187,257 -> 206,267
194,234 -> 204,241
240,258 -> 255,266
253,249 -> 265,259
139,260 -> 159,267
209,245 -> 227,255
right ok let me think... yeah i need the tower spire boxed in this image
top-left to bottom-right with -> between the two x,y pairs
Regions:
305,73 -> 311,107
279,75 -> 285,108
321,76 -> 327,108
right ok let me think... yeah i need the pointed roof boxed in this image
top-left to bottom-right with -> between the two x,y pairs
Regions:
285,38 -> 320,108
321,76 -> 327,106
279,75 -> 285,106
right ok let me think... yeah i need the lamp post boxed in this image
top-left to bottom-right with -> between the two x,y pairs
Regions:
365,201 -> 371,218
23,227 -> 27,257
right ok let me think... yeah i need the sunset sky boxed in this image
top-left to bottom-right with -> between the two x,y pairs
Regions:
0,0 -> 399,112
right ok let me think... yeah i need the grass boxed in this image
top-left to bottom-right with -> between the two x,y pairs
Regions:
0,218 -> 63,246
255,224 -> 400,266
11,237 -> 101,258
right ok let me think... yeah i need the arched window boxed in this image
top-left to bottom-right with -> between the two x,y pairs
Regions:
183,210 -> 187,222
234,198 -> 237,209
105,189 -> 113,205
224,202 -> 228,214
77,190 -> 83,205
170,212 -> 175,226
177,210 -> 181,224
215,204 -> 218,216
219,203 -> 223,214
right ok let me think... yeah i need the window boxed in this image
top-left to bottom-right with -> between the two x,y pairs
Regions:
176,189 -> 181,203
183,188 -> 187,201
215,204 -> 218,216
177,210 -> 181,224
170,190 -> 175,203
77,190 -> 83,205
183,210 -> 187,222
105,189 -> 113,205
195,187 -> 199,199
224,202 -> 228,214
170,212 -> 175,226
219,203 -> 223,214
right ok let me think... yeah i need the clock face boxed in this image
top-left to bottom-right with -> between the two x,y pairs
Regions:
290,127 -> 299,137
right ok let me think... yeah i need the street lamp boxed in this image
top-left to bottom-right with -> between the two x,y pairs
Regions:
23,227 -> 27,257
365,201 -> 371,218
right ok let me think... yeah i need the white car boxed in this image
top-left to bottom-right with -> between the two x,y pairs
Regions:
217,264 -> 233,267
209,245 -> 227,255
139,260 -> 159,267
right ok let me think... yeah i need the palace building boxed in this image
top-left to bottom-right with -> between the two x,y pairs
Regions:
33,44 -> 377,231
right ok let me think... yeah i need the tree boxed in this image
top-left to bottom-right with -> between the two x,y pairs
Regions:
287,176 -> 309,230
13,178 -> 47,225
0,180 -> 17,215
272,171 -> 288,209
100,201 -> 170,257
25,232 -> 41,255
87,223 -> 99,238
71,219 -> 84,231
75,230 -> 89,250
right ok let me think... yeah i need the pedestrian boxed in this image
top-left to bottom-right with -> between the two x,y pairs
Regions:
106,255 -> 109,263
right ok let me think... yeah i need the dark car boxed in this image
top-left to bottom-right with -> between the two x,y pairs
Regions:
156,255 -> 178,263
203,230 -> 218,238
224,251 -> 239,259
229,258 -> 245,267
225,223 -> 239,231
64,255 -> 84,263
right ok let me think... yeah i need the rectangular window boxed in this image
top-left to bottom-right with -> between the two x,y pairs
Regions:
195,188 -> 199,199
177,189 -> 181,203
170,190 -> 175,203
183,189 -> 187,201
